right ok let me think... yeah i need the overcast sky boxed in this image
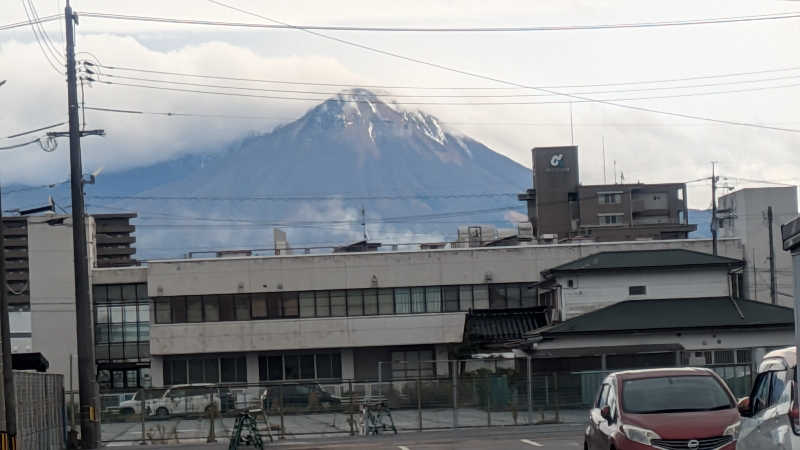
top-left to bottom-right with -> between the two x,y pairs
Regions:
1,0 -> 799,209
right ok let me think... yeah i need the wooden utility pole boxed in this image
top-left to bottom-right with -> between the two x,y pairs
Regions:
65,1 -> 100,446
768,206 -> 777,304
711,162 -> 719,256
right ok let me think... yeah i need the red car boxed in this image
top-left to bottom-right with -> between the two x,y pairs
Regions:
585,368 -> 740,450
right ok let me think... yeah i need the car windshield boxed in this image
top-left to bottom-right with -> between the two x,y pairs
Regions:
622,375 -> 733,414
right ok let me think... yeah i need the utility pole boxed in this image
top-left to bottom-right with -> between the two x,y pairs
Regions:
360,206 -> 367,241
711,162 -> 719,256
0,181 -> 18,450
753,248 -> 758,301
768,206 -> 777,305
65,2 -> 100,447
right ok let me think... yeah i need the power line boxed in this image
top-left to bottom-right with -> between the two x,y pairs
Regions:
5,122 -> 67,139
0,14 -> 60,31
25,0 -> 64,65
208,0 -> 800,134
89,192 -> 520,202
89,78 -> 800,107
79,9 -> 800,32
19,0 -> 63,74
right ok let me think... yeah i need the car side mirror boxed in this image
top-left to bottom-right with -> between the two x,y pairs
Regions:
738,397 -> 751,416
601,406 -> 612,422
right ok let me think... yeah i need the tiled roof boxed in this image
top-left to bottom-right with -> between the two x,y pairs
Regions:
466,307 -> 550,343
545,249 -> 743,274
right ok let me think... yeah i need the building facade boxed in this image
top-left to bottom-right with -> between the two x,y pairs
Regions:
518,146 -> 694,242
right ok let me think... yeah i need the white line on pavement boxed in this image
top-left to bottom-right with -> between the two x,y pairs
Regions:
398,446 -> 411,450
521,439 -> 544,447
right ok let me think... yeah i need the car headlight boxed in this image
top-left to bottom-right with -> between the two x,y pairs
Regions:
622,424 -> 661,446
724,421 -> 741,440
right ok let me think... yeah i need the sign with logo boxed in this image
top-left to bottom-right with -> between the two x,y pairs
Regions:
545,153 -> 570,173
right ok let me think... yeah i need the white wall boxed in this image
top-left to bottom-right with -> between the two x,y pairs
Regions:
147,238 -> 743,297
9,310 -> 31,353
150,313 -> 466,356
557,267 -> 731,319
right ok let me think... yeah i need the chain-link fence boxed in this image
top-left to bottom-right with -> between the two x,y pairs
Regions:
0,371 -> 64,450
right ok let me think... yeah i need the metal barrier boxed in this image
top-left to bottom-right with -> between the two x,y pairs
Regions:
0,371 -> 64,450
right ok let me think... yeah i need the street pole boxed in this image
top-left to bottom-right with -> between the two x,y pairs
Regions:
65,2 -> 100,447
0,180 -> 18,450
711,162 -> 718,256
768,206 -> 777,305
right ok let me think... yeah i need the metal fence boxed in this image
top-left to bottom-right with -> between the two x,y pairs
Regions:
0,371 -> 65,450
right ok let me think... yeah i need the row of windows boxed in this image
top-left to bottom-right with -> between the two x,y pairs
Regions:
95,343 -> 150,363
95,323 -> 150,344
96,304 -> 150,324
164,356 -> 248,385
163,353 -> 344,385
153,283 -> 538,324
258,352 -> 342,381
93,283 -> 148,303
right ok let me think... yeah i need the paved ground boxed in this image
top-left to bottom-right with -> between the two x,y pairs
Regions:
101,408 -> 585,444
105,425 -> 585,449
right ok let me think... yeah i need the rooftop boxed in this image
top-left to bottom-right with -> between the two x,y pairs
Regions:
465,307 -> 550,344
543,248 -> 743,275
530,297 -> 793,337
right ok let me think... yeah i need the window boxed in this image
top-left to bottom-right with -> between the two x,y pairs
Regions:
622,376 -> 733,414
315,291 -> 330,317
187,296 -> 203,322
95,324 -> 109,343
425,287 -> 441,313
459,285 -> 473,311
235,294 -> 251,320
300,355 -> 315,379
299,292 -> 315,318
330,291 -> 346,316
596,384 -> 610,408
411,287 -> 426,313
172,297 -> 187,323
600,214 -> 624,225
110,306 -> 123,323
93,285 -> 107,303
137,284 -> 148,300
567,279 -> 575,289
395,288 -> 411,314
628,285 -> 647,296
107,285 -> 122,301
473,285 -> 490,309
267,293 -> 282,318
769,370 -> 789,407
252,293 -> 268,319
391,349 -> 435,379
521,285 -> 537,307
220,356 -> 247,383
490,285 -> 507,309
96,306 -> 109,324
122,284 -> 137,301
189,359 -> 205,384
598,192 -> 622,205
506,285 -> 521,308
138,304 -> 150,322
267,355 -> 283,381
347,290 -> 363,316
219,295 -> 235,321
285,356 -> 300,379
282,292 -> 299,318
443,286 -> 459,312
203,296 -> 219,322
378,289 -> 393,315
155,299 -> 171,324
259,353 -> 342,381
363,289 -> 378,315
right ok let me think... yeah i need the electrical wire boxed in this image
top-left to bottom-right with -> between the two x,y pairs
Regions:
0,14 -> 60,32
5,121 -> 67,139
20,0 -> 63,74
90,193 -> 520,202
83,62 -> 800,91
0,137 -> 45,151
88,78 -> 800,106
208,0 -> 800,134
79,9 -> 800,32
26,0 -> 64,65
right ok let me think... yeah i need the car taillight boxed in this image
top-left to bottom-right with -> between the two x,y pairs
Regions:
790,399 -> 800,435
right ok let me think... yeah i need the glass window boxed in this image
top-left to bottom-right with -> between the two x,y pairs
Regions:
301,355 -> 315,379
282,292 -> 299,318
107,285 -> 122,301
123,323 -> 137,342
751,372 -> 773,414
770,370 -> 789,407
459,286 -> 473,311
490,285 -> 507,309
235,294 -> 251,321
629,286 -> 647,296
474,285 -> 490,309
347,290 -> 363,316
364,289 -> 378,315
155,299 -> 171,324
317,354 -> 332,379
331,291 -> 346,317
622,376 -> 734,414
204,359 -> 219,383
299,292 -> 315,317
189,359 -> 205,384
285,356 -> 300,380
186,296 -> 203,322
395,288 -> 411,314
113,371 -> 124,389
268,355 -> 283,381
315,291 -> 330,317
203,296 -> 219,322
138,304 -> 150,322
172,297 -> 187,323
252,293 -> 268,319
221,356 -> 246,383
139,322 -> 150,341
136,284 -> 148,300
96,306 -> 109,324
506,285 -> 521,308
95,324 -> 109,343
332,354 -> 342,378
411,287 -> 426,313
443,286 -> 459,312
110,324 -> 124,343
110,306 -> 123,323
171,359 -> 188,385
597,384 -> 610,407
93,285 -> 107,303
378,289 -> 393,315
267,293 -> 282,318
219,295 -> 235,321
521,285 -> 537,307
425,287 -> 442,313
122,285 -> 137,301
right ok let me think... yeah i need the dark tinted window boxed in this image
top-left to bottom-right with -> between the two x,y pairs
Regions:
751,372 -> 773,414
629,286 -> 647,295
171,297 -> 187,323
622,376 -> 733,414
268,356 -> 283,381
219,295 -> 235,321
596,384 -> 610,407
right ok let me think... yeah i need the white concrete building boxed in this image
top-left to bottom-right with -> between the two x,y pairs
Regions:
718,186 -> 798,306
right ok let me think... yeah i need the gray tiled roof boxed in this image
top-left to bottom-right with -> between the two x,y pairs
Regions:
545,249 -> 743,274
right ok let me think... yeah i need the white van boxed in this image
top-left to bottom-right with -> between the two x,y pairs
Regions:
738,347 -> 800,449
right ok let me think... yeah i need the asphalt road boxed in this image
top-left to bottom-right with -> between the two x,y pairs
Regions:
107,425 -> 585,449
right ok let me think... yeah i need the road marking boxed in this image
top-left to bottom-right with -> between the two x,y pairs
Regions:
397,446 -> 411,450
521,439 -> 544,447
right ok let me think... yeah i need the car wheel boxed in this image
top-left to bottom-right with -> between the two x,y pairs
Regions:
156,407 -> 169,419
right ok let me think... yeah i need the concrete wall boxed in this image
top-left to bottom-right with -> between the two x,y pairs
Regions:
147,238 -> 743,297
150,313 -> 466,356
28,218 -> 78,390
719,187 -> 798,307
557,267 -> 731,319
92,266 -> 147,285
10,309 -> 31,353
532,146 -> 579,239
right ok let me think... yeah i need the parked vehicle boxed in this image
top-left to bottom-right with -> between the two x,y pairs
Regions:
738,346 -> 800,449
147,384 -> 234,418
117,389 -> 167,415
261,384 -> 341,411
585,368 -> 739,450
